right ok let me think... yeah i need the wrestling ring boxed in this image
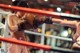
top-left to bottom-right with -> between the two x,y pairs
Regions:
0,4 -> 80,53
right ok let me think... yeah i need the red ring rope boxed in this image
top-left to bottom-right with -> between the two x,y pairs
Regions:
0,37 -> 76,53
0,37 -> 51,51
0,4 -> 59,17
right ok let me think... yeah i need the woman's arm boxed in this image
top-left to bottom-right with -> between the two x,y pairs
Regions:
72,22 -> 80,41
52,18 -> 78,28
8,15 -> 18,32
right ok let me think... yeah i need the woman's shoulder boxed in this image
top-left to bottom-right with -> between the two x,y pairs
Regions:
8,14 -> 16,19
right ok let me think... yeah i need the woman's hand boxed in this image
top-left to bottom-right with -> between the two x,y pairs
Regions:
17,19 -> 26,25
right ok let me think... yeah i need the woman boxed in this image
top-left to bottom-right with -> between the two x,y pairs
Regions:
7,1 -> 30,53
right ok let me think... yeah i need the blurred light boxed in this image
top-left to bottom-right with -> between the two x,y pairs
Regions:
37,28 -> 42,33
68,28 -> 72,34
44,0 -> 48,2
57,7 -> 61,12
61,30 -> 68,37
9,5 -> 11,7
12,0 -> 15,2
45,31 -> 51,37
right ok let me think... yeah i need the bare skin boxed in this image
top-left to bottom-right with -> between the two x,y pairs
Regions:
7,11 -> 30,53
